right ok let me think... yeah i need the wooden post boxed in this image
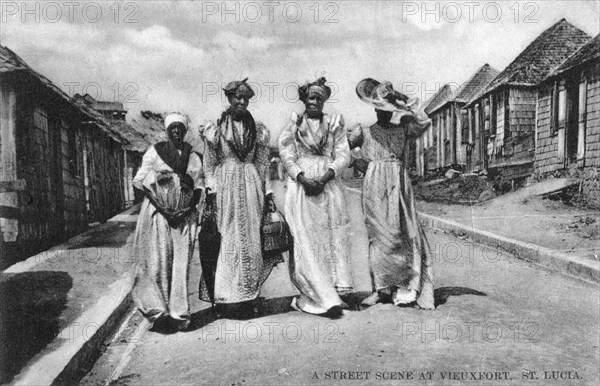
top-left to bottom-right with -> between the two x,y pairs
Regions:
0,83 -> 19,245
577,78 -> 587,165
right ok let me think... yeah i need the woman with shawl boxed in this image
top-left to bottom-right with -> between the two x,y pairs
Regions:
200,79 -> 280,317
131,112 -> 204,330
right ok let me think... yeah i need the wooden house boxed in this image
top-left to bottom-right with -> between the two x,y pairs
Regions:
419,64 -> 500,176
464,19 -> 590,182
449,64 -> 499,172
416,85 -> 453,177
536,33 -> 600,174
75,95 -> 155,208
0,45 -> 129,267
536,33 -> 600,207
417,63 -> 499,176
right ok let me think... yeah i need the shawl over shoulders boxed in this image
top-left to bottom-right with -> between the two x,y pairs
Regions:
201,119 -> 270,145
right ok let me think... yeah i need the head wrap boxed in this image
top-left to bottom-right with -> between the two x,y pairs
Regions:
298,77 -> 332,103
223,78 -> 255,99
164,112 -> 189,130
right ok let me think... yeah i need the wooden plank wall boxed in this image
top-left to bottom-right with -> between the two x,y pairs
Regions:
502,88 -> 536,167
60,118 -> 87,236
84,129 -> 126,223
585,64 -> 600,166
534,83 -> 559,174
535,63 -> 600,174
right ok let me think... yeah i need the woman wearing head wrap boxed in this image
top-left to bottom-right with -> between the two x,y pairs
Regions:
354,78 -> 434,310
278,77 -> 353,318
131,112 -> 204,330
199,79 -> 280,316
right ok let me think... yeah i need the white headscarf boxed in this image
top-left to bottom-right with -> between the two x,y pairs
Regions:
164,112 -> 189,130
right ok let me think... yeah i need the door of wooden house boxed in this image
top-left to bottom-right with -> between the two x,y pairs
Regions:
564,80 -> 580,166
85,131 -> 105,222
47,113 -> 65,238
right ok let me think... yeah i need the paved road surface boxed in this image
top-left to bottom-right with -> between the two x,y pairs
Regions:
82,181 -> 599,386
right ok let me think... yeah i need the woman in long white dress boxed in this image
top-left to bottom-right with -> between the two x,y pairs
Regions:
131,112 -> 204,330
278,77 -> 353,318
355,78 -> 434,309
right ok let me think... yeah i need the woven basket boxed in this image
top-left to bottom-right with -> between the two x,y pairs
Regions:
262,210 -> 292,252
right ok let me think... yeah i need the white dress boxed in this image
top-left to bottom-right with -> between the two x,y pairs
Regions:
131,144 -> 204,324
201,116 -> 278,304
278,112 -> 353,314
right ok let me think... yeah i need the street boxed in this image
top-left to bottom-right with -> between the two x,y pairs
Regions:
81,182 -> 600,386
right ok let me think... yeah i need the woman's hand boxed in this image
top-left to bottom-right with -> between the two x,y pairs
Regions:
319,169 -> 335,185
297,173 -> 321,196
354,159 -> 370,174
265,193 -> 276,212
309,169 -> 335,195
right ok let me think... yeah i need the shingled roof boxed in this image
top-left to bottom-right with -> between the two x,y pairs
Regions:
454,64 -> 500,104
75,94 -> 126,113
424,84 -> 456,115
483,19 -> 590,94
109,120 -> 152,153
0,45 -> 126,143
550,33 -> 600,77
129,111 -> 166,146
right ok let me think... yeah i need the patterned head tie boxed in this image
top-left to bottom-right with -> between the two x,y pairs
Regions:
223,78 -> 255,99
298,77 -> 332,103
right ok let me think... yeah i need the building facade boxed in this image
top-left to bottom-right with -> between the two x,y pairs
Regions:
0,46 -> 133,267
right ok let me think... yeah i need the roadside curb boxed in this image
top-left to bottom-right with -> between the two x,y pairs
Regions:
419,213 -> 600,285
10,264 -> 135,386
5,206 -> 139,386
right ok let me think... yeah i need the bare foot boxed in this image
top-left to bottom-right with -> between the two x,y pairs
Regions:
361,292 -> 380,308
393,289 -> 417,305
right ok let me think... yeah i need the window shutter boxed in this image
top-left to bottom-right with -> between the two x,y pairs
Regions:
490,95 -> 497,135
550,81 -> 559,135
557,85 -> 566,162
461,109 -> 468,144
558,88 -> 566,130
577,80 -> 587,161
504,90 -> 511,138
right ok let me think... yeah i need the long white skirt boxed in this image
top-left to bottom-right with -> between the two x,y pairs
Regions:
285,155 -> 353,314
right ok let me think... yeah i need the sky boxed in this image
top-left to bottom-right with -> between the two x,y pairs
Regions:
1,0 -> 599,145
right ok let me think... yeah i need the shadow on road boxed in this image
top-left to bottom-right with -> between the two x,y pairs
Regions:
180,291 -> 377,333
434,286 -> 487,307
66,221 -> 136,249
0,271 -> 72,383
189,296 -> 297,329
